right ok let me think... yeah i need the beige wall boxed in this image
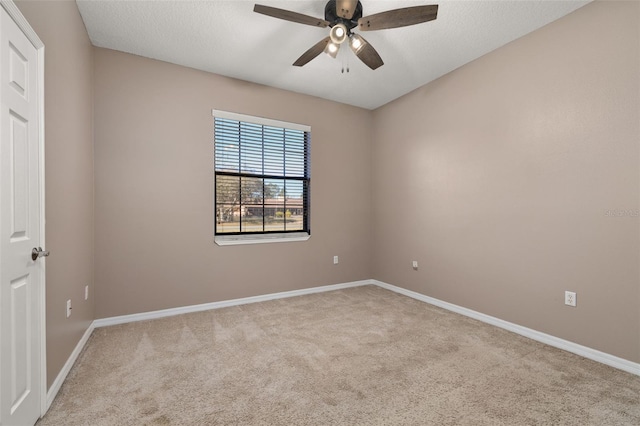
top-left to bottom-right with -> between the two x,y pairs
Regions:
15,0 -> 639,389
93,48 -> 372,318
371,1 -> 639,363
16,0 -> 95,387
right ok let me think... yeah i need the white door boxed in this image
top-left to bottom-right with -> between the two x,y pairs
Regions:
0,3 -> 45,426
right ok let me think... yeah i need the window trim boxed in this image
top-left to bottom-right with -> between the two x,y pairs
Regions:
212,110 -> 311,245
215,232 -> 311,246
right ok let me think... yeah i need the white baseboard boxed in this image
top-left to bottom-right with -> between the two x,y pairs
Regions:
45,280 -> 371,411
94,280 -> 372,328
47,277 -> 637,415
372,280 -> 640,377
46,321 -> 95,410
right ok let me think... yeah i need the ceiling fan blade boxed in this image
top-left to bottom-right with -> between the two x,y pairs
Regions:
254,4 -> 329,28
336,0 -> 359,20
293,37 -> 331,67
349,34 -> 383,70
358,4 -> 438,31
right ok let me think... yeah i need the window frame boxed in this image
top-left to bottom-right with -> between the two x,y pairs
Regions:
212,110 -> 311,246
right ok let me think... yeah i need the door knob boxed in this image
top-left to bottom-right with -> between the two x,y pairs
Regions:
31,247 -> 50,261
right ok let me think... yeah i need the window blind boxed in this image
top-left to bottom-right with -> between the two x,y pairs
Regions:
214,112 -> 310,235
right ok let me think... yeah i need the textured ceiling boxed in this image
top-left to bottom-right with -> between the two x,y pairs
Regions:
76,0 -> 591,110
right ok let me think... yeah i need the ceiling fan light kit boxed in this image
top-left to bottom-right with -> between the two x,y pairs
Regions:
324,41 -> 340,58
254,0 -> 438,70
329,23 -> 348,44
350,35 -> 363,51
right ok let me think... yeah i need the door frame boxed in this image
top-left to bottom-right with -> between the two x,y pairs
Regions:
0,0 -> 46,417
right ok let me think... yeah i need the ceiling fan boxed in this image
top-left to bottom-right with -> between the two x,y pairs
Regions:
254,0 -> 438,70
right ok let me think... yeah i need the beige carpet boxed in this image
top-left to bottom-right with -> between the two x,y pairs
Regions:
37,285 -> 640,425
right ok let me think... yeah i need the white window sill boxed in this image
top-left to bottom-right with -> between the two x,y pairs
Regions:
215,232 -> 310,246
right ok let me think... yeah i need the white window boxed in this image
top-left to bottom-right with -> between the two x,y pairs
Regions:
213,110 -> 310,245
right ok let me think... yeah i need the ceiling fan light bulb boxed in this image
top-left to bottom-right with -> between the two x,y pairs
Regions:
349,34 -> 365,54
324,41 -> 339,59
330,23 -> 348,45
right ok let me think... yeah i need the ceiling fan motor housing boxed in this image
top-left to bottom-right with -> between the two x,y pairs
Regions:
324,0 -> 362,31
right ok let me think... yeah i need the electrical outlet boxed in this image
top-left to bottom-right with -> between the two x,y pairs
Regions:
412,260 -> 418,270
564,291 -> 576,307
85,285 -> 89,300
333,255 -> 339,265
66,299 -> 72,318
